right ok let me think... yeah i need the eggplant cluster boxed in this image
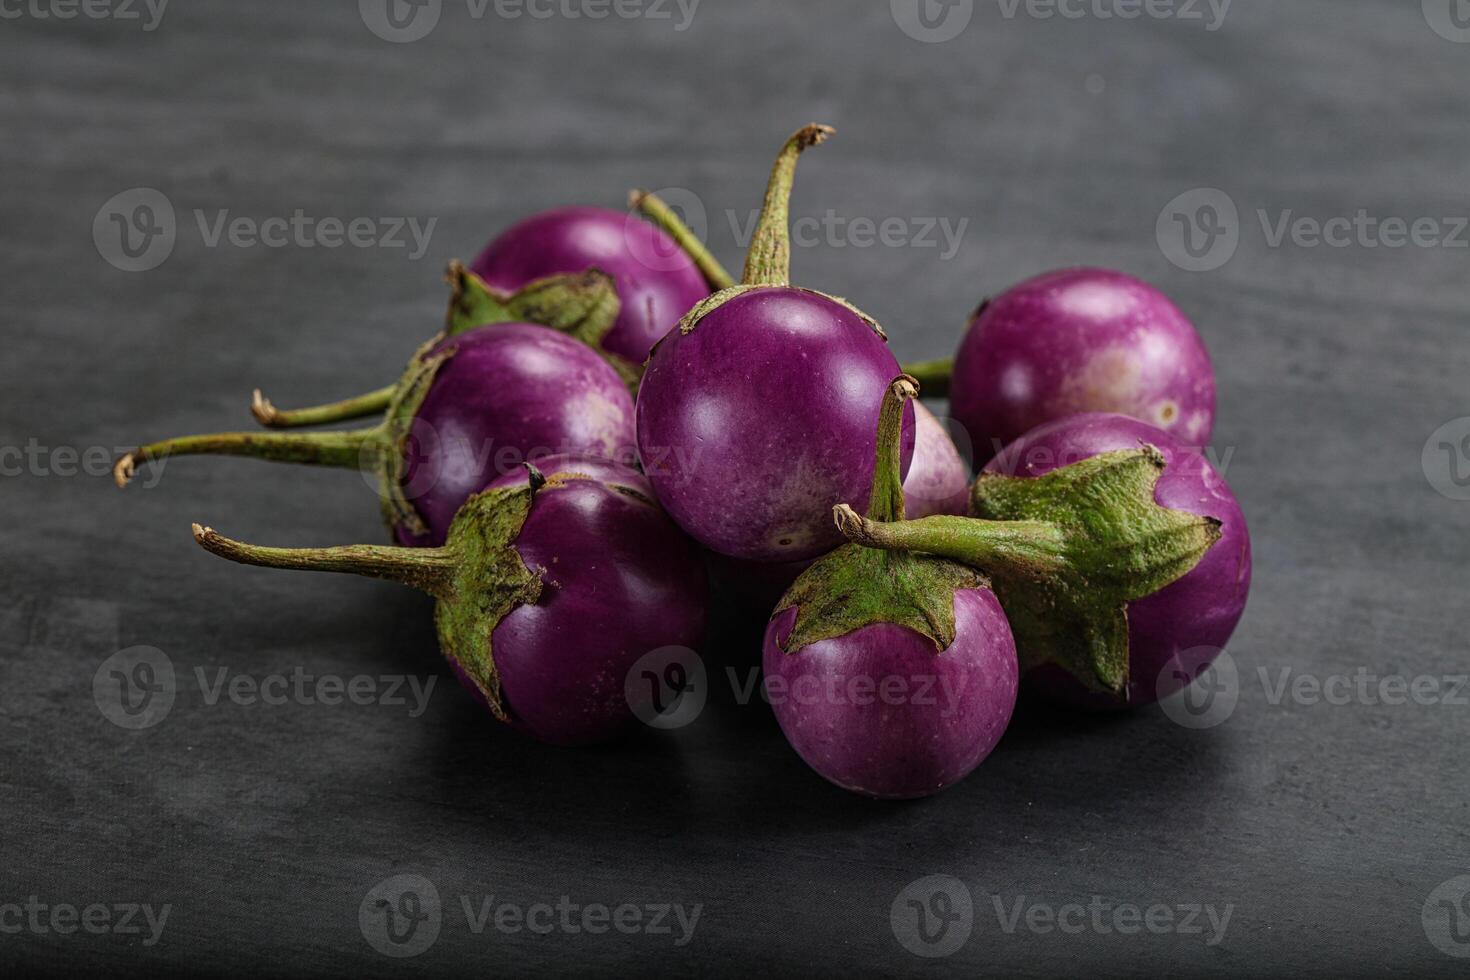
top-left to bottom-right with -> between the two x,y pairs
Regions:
118,124 -> 1249,796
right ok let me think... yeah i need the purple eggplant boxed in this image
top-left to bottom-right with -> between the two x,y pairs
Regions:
117,322 -> 637,548
250,200 -> 730,430
983,412 -> 1250,708
192,455 -> 707,745
636,124 -> 913,564
764,377 -> 1018,799
946,268 -> 1217,464
835,411 -> 1247,710
471,204 -> 719,365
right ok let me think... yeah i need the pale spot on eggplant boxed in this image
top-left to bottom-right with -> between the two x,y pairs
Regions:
1061,347 -> 1142,412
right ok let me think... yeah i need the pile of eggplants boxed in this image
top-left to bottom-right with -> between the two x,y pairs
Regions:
117,124 -> 1250,798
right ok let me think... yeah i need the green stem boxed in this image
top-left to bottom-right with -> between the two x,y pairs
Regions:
833,507 -> 1067,580
114,426 -> 384,488
629,190 -> 735,290
192,524 -> 457,598
901,358 -> 954,399
742,123 -> 835,287
251,384 -> 396,429
868,376 -> 918,523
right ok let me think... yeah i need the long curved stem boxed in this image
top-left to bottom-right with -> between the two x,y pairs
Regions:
742,123 -> 834,287
251,385 -> 396,429
629,190 -> 734,290
868,376 -> 918,523
114,426 -> 384,488
834,506 -> 1067,579
901,358 -> 954,399
193,524 -> 457,598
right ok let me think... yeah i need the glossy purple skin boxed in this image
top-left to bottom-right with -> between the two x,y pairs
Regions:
985,412 -> 1251,709
470,207 -> 711,364
636,287 -> 914,563
951,268 -> 1216,465
447,456 -> 707,746
397,323 -> 636,547
903,401 -> 971,520
763,589 -> 1018,799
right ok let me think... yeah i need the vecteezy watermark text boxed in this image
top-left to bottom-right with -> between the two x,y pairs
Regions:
889,875 -> 1233,958
726,208 -> 969,261
0,898 -> 170,947
890,0 -> 1230,44
632,187 -> 970,264
93,647 -> 438,730
358,874 -> 700,958
94,188 -> 437,272
990,894 -> 1232,945
1158,188 -> 1470,272
2,439 -> 166,487
0,0 -> 167,30
359,0 -> 701,43
1157,650 -> 1470,731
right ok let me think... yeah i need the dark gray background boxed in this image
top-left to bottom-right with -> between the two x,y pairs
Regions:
2,0 -> 1467,976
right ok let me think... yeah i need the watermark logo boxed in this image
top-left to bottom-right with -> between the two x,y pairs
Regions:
94,648 -> 437,727
1157,648 -> 1238,730
1157,188 -> 1239,272
1423,0 -> 1470,43
361,874 -> 442,958
1423,418 -> 1470,501
94,188 -> 176,273
93,646 -> 176,730
891,875 -> 973,958
891,0 -> 975,43
360,875 -> 700,954
628,187 -> 709,274
360,0 -> 443,42
1160,190 -> 1470,271
94,188 -> 438,273
1423,876 -> 1470,958
626,646 -> 706,730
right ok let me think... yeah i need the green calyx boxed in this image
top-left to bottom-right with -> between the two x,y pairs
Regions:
775,376 -> 985,655
775,543 -> 987,655
427,481 -> 546,721
442,262 -> 640,393
669,123 -> 887,346
372,334 -> 454,539
833,447 -> 1223,693
192,471 -> 560,722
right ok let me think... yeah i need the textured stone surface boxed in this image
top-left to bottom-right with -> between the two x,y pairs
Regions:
2,0 -> 1467,974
